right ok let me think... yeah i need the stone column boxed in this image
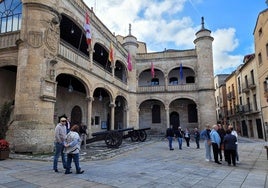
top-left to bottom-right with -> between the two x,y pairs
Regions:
110,103 -> 115,130
164,75 -> 168,91
86,96 -> 93,138
165,107 -> 170,128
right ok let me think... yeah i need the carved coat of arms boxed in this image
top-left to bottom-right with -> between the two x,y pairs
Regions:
27,31 -> 43,48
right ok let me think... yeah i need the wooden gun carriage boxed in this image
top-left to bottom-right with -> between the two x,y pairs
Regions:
86,127 -> 151,148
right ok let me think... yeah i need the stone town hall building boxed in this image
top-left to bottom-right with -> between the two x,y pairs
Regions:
0,0 -> 216,153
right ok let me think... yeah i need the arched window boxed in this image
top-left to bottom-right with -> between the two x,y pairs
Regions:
151,78 -> 159,86
188,104 -> 197,122
152,105 -> 161,123
0,0 -> 22,33
169,77 -> 178,85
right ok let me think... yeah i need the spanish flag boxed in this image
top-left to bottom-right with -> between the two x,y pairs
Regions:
84,12 -> 91,47
108,42 -> 114,64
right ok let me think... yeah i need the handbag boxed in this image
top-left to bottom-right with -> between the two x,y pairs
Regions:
207,139 -> 212,146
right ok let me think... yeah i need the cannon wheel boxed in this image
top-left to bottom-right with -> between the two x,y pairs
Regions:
105,131 -> 123,148
138,130 -> 147,142
130,130 -> 139,142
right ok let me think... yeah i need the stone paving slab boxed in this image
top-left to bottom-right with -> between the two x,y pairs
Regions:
0,136 -> 267,188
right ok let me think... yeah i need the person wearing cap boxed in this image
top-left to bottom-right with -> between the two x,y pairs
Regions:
53,117 -> 67,172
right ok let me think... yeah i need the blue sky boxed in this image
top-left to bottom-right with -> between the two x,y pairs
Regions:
84,0 -> 267,75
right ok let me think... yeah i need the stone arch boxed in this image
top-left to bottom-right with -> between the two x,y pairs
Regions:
0,57 -> 18,67
138,97 -> 166,109
137,65 -> 165,77
169,97 -> 198,130
56,67 -> 92,96
92,83 -> 115,100
139,99 -> 166,134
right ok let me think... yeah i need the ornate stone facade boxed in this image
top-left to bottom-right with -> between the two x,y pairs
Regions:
0,0 -> 216,153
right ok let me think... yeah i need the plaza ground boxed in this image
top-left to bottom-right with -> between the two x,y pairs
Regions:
0,136 -> 267,188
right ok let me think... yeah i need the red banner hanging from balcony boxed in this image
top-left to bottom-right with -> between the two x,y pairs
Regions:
151,62 -> 155,78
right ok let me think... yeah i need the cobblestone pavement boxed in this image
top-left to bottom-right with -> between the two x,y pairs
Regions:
0,136 -> 267,188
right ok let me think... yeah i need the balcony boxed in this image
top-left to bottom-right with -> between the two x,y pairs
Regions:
248,83 -> 256,90
236,105 -> 244,113
137,84 -> 196,93
242,86 -> 250,93
227,92 -> 235,101
0,31 -> 20,49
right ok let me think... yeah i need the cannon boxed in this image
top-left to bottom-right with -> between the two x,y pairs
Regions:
86,127 -> 151,148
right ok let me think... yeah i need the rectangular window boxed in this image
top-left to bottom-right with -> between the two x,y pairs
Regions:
253,94 -> 257,111
245,75 -> 248,88
266,43 -> 268,57
188,104 -> 198,122
250,70 -> 254,85
152,105 -> 161,123
247,97 -> 250,111
258,52 -> 262,65
94,116 -> 100,125
238,77 -> 241,94
258,28 -> 262,36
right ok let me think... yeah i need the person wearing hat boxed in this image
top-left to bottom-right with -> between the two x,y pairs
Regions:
53,117 -> 67,172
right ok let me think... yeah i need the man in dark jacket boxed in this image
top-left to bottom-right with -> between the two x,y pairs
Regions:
217,124 -> 226,161
166,125 -> 174,150
223,129 -> 237,166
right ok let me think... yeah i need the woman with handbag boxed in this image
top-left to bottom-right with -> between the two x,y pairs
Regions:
64,124 -> 84,174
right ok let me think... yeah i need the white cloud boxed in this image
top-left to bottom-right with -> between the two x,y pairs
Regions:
84,0 -> 243,74
212,28 -> 243,74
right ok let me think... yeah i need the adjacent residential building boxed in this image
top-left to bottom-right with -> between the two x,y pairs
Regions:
214,74 -> 229,129
225,70 -> 241,134
254,8 -> 268,141
236,54 -> 263,139
0,0 -> 216,153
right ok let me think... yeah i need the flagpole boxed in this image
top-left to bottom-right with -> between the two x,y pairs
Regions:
78,30 -> 83,51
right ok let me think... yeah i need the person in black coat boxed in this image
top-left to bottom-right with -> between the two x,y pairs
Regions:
166,125 -> 174,150
223,129 -> 237,166
217,124 -> 226,161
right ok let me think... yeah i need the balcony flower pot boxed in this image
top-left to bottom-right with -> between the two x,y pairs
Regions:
0,139 -> 10,160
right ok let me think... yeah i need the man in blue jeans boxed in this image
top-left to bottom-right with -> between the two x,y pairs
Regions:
53,117 -> 67,172
175,127 -> 184,149
166,125 -> 175,150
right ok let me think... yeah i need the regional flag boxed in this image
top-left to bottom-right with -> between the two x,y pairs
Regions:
109,42 -> 114,64
127,52 -> 132,71
84,12 -> 91,47
179,63 -> 183,82
151,62 -> 155,78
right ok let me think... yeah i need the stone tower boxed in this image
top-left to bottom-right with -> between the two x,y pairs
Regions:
194,17 -> 216,128
10,1 -> 61,153
122,24 -> 139,127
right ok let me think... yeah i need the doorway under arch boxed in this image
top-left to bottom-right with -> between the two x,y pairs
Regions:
170,111 -> 180,130
71,105 -> 82,125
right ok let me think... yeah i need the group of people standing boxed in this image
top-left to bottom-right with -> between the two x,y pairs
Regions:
165,125 -> 200,150
53,116 -> 88,174
200,124 -> 239,166
166,123 -> 239,167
